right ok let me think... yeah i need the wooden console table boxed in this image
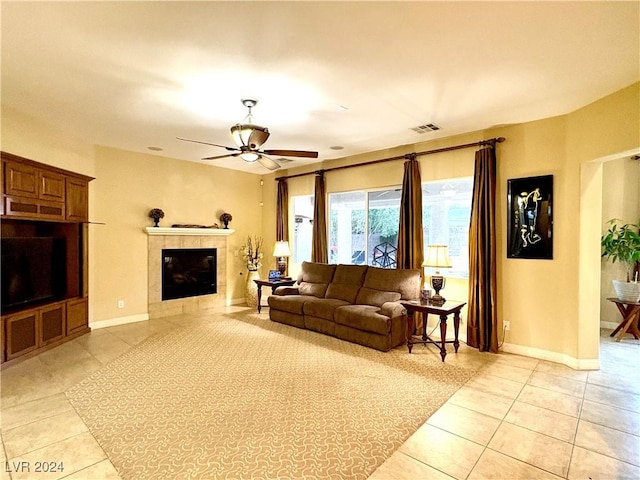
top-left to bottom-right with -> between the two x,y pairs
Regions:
254,278 -> 296,313
401,300 -> 466,361
607,297 -> 640,342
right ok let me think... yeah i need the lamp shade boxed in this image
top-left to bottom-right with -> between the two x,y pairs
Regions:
240,152 -> 260,162
422,245 -> 452,269
272,241 -> 291,258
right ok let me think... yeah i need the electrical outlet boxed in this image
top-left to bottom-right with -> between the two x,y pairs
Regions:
118,300 -> 124,309
503,320 -> 510,331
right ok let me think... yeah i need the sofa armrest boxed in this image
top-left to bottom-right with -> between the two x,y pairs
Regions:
380,301 -> 410,349
273,286 -> 300,296
379,301 -> 406,319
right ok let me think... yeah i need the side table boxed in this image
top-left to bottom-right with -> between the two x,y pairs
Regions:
254,278 -> 296,313
607,297 -> 640,342
401,300 -> 466,361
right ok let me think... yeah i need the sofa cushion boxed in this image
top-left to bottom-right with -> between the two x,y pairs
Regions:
334,305 -> 391,335
267,294 -> 314,315
355,287 -> 401,307
297,262 -> 337,298
303,297 -> 349,321
324,264 -> 368,303
332,264 -> 368,285
363,267 -> 421,300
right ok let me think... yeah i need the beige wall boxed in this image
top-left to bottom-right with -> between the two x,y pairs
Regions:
264,82 -> 640,367
91,147 -> 264,321
2,82 -> 638,366
0,106 -> 96,178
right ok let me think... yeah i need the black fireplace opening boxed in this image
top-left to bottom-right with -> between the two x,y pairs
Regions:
162,248 -> 217,301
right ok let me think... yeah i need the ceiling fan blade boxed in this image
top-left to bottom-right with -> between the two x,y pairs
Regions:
262,149 -> 318,158
176,137 -> 239,152
257,156 -> 281,171
202,153 -> 241,161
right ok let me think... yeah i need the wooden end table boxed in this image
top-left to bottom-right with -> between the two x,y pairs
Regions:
254,278 -> 296,313
607,297 -> 640,342
401,300 -> 466,361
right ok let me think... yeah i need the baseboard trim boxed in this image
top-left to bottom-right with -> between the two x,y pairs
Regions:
501,342 -> 599,371
90,313 -> 150,329
600,321 -> 618,330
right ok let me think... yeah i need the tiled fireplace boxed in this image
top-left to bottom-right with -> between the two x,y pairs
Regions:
145,227 -> 234,319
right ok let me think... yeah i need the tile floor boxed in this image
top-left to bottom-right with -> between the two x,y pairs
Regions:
370,326 -> 640,480
0,307 -> 638,480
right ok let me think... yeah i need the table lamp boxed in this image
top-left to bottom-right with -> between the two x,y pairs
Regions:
422,245 -> 452,305
272,241 -> 291,277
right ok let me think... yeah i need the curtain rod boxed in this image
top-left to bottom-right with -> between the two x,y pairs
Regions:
275,136 -> 505,181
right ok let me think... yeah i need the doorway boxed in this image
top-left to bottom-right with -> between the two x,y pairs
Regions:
579,148 -> 640,368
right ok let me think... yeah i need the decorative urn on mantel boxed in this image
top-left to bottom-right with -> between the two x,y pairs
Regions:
148,208 -> 165,227
219,212 -> 233,229
601,219 -> 640,302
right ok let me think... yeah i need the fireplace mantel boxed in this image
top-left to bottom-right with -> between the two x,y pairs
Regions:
144,227 -> 235,236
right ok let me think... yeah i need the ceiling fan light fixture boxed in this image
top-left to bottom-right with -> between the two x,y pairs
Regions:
240,152 -> 260,162
230,123 -> 270,149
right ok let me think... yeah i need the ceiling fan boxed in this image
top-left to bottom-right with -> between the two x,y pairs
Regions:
178,98 -> 318,171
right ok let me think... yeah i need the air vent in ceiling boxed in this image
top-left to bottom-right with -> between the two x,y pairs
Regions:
410,123 -> 441,134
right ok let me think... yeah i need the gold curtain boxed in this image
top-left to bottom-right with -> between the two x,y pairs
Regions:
276,178 -> 289,241
467,146 -> 499,352
397,155 -> 424,271
311,171 -> 328,263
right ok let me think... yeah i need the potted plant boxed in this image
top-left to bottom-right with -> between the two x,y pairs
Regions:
601,219 -> 640,302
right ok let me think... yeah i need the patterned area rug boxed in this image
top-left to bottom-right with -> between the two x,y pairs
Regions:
67,313 -> 475,479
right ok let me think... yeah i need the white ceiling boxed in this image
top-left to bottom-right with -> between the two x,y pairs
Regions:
2,1 -> 638,174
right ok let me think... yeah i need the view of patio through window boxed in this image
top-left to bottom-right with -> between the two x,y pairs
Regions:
422,177 -> 474,278
329,189 -> 401,266
292,177 -> 473,275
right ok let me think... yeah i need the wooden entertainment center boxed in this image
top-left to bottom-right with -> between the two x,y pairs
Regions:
1,152 -> 93,364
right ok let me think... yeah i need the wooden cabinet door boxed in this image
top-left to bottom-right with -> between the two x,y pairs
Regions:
40,302 -> 66,346
39,170 -> 66,202
66,298 -> 88,335
4,161 -> 38,198
66,178 -> 88,222
5,310 -> 38,360
3,196 -> 40,218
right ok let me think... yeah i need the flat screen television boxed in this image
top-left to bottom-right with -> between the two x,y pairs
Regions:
1,237 -> 66,312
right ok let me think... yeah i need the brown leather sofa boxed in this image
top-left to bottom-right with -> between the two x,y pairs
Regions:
267,261 -> 421,351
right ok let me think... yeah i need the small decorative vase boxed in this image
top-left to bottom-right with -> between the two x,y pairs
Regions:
245,269 -> 260,308
223,221 -> 229,229
153,218 -> 160,227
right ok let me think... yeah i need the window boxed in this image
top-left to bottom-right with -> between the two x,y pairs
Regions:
329,188 -> 401,266
292,195 -> 314,263
422,177 -> 474,278
309,177 -> 473,274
